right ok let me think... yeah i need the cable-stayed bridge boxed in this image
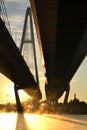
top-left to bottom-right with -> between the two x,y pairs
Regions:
0,0 -> 87,111
0,1 -> 41,111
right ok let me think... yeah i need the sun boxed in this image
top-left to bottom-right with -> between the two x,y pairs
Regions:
18,89 -> 30,102
8,85 -> 30,103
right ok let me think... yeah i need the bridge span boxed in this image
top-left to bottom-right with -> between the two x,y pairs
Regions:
0,17 -> 42,100
0,0 -> 87,109
30,0 -> 87,103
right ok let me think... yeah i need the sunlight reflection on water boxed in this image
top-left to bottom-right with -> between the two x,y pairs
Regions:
0,113 -> 87,130
0,113 -> 17,130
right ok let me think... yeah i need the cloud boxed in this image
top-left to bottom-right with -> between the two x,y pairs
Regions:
5,1 -> 29,16
3,0 -> 30,46
5,0 -> 29,5
9,15 -> 23,27
9,14 -> 24,44
4,0 -> 30,36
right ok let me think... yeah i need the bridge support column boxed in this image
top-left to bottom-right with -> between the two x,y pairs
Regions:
14,84 -> 23,113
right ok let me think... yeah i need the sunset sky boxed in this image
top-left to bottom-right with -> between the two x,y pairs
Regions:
0,0 -> 87,104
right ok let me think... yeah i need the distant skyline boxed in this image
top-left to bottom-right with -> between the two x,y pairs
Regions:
59,56 -> 87,103
0,0 -> 86,104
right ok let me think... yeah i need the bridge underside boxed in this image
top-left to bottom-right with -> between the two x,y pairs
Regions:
0,18 -> 41,99
30,0 -> 87,98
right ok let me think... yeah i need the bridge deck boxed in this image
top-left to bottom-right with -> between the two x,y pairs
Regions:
0,18 -> 36,89
30,0 -> 87,91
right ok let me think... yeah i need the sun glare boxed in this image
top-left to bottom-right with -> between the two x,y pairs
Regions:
0,113 -> 17,130
18,90 -> 30,102
24,114 -> 47,130
8,86 -> 30,103
0,73 -> 30,103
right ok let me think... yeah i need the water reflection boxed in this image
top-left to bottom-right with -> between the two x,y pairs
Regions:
0,113 -> 17,130
43,114 -> 87,127
0,113 -> 87,130
15,113 -> 30,130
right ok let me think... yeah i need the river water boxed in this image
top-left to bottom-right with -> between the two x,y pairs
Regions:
0,113 -> 87,130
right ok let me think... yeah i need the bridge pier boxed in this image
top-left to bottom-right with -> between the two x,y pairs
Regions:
14,84 -> 23,113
